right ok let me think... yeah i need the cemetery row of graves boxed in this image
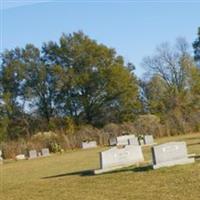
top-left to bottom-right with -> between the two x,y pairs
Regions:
1,133 -> 198,174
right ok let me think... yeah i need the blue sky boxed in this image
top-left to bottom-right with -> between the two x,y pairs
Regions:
1,0 -> 200,76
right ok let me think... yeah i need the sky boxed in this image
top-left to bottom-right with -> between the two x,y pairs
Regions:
1,0 -> 200,76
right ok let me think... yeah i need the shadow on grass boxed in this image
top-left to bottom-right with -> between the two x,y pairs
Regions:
42,169 -> 94,179
42,165 -> 153,179
188,142 -> 200,146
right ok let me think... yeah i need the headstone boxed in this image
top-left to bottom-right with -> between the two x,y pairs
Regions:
0,150 -> 3,164
94,145 -> 144,174
152,141 -> 195,169
116,135 -> 136,146
128,137 -> 139,146
144,135 -> 154,145
109,137 -> 117,146
82,141 -> 97,149
41,148 -> 50,156
28,150 -> 37,159
16,154 -> 26,160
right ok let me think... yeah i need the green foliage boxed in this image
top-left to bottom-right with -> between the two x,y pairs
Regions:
0,31 -> 140,139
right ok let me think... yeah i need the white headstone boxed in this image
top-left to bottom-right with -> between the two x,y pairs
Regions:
82,141 -> 97,149
41,148 -> 50,156
16,154 -> 26,160
116,135 -> 136,146
144,135 -> 154,145
152,141 -> 194,169
94,145 -> 144,174
128,137 -> 139,146
29,150 -> 37,159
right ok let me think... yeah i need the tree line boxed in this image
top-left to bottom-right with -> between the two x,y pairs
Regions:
0,29 -> 200,141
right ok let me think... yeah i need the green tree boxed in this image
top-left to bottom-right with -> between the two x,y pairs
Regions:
42,31 -> 140,125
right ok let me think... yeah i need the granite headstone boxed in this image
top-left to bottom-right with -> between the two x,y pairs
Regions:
152,141 -> 194,169
94,145 -> 144,174
116,135 -> 136,146
144,135 -> 154,145
28,150 -> 37,159
41,148 -> 50,156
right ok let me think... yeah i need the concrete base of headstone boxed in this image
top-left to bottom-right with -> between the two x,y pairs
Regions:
142,143 -> 157,147
94,163 -> 138,175
16,154 -> 26,160
153,158 -> 195,169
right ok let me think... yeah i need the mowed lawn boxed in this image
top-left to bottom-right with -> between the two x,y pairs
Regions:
1,133 -> 200,200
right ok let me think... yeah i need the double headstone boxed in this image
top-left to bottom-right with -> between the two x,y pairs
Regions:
152,141 -> 194,169
116,135 -> 136,146
28,150 -> 37,159
41,148 -> 50,157
144,135 -> 154,145
82,141 -> 97,149
94,145 -> 144,174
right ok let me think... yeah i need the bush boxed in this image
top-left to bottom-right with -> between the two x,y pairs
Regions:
133,114 -> 162,137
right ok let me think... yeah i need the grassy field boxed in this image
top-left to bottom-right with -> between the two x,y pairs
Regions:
1,133 -> 200,200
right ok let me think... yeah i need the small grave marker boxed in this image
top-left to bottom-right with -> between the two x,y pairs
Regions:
82,141 -> 97,149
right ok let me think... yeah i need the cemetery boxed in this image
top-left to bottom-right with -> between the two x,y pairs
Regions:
1,133 -> 200,200
1,2 -> 200,200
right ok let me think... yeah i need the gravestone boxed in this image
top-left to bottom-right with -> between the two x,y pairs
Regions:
82,141 -> 97,149
116,135 -> 136,146
16,154 -> 26,160
128,137 -> 139,146
144,135 -> 154,145
28,150 -> 37,159
152,141 -> 195,169
41,148 -> 50,156
109,137 -> 117,146
0,150 -> 3,164
94,145 -> 144,174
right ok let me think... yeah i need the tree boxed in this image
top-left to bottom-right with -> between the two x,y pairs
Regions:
193,27 -> 200,67
42,31 -> 140,125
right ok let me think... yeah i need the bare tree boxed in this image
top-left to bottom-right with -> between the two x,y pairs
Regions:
142,38 -> 193,92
